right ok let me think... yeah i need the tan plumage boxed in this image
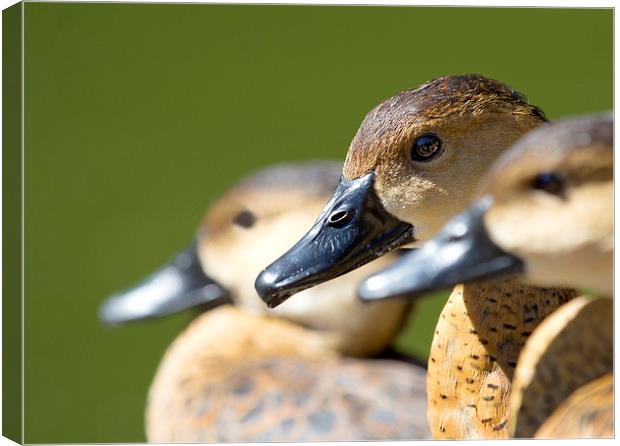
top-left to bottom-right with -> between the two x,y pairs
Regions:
427,281 -> 576,438
143,162 -> 429,441
244,77 -> 609,441
483,114 -> 613,297
464,115 -> 615,439
508,296 -> 613,438
338,76 -> 566,439
251,75 -> 554,439
351,113 -> 614,439
255,75 -> 549,309
430,115 -> 614,439
425,115 -> 614,439
535,372 -> 613,439
147,306 -> 428,441
342,74 -> 547,241
344,75 -> 546,180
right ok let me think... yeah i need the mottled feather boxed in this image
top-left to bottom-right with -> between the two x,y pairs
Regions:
535,372 -> 613,439
146,307 -> 430,441
509,297 -> 613,438
426,279 -> 576,439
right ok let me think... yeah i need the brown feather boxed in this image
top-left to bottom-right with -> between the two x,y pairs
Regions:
508,297 -> 613,438
343,74 -> 546,180
535,372 -> 613,439
146,306 -> 430,441
426,280 -> 576,439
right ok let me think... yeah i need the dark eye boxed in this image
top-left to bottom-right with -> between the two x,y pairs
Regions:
411,134 -> 442,162
233,210 -> 256,228
532,172 -> 565,196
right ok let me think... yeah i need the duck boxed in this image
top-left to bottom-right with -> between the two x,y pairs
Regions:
255,74 -> 576,438
99,161 -> 430,442
357,113 -> 613,299
255,74 -> 548,305
358,114 -> 613,438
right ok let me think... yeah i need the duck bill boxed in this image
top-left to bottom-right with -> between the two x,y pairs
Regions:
255,171 -> 414,308
99,242 -> 231,325
358,197 -> 525,301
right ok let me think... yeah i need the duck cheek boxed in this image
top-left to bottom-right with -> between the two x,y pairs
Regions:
374,167 -> 456,239
374,193 -> 446,243
483,204 -> 525,254
372,179 -> 416,226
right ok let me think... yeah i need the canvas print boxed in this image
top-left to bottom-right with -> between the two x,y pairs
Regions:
2,1 -> 613,443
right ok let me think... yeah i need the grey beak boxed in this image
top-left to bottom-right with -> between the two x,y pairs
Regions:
99,242 -> 231,325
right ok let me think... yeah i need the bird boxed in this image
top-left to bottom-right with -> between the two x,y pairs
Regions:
99,160 -> 430,442
256,74 -> 548,306
254,74 -> 576,438
358,113 -> 613,299
358,114 -> 613,438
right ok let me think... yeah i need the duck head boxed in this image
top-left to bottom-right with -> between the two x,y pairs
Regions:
359,114 -> 613,300
256,74 -> 547,307
100,161 -> 408,356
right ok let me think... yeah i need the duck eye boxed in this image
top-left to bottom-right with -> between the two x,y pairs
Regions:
411,134 -> 442,162
233,210 -> 256,229
531,172 -> 565,196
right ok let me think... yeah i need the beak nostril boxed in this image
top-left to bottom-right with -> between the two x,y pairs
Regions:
327,210 -> 354,228
446,222 -> 468,242
447,234 -> 464,243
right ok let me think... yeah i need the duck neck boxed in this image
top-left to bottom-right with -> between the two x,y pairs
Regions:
426,279 -> 576,439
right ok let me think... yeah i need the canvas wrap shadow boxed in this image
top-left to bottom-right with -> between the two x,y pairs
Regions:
23,3 -> 612,442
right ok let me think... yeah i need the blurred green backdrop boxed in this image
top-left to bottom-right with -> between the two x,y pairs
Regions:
23,3 -> 612,443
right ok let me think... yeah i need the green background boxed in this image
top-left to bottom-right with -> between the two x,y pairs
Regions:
23,3 -> 612,443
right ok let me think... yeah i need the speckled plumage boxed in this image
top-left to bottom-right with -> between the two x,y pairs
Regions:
429,114 -> 613,439
147,307 -> 430,441
144,161 -> 428,441
426,280 -> 576,439
535,372 -> 613,439
509,297 -> 613,438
